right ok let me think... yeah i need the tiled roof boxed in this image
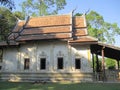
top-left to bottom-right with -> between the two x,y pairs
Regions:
26,15 -> 71,28
16,33 -> 71,41
74,29 -> 87,36
12,21 -> 25,32
0,14 -> 97,46
69,36 -> 98,43
0,41 -> 19,46
73,17 -> 86,28
21,26 -> 71,35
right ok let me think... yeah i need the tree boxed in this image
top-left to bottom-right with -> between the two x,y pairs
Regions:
21,0 -> 66,16
86,11 -> 120,44
0,0 -> 14,10
0,7 -> 17,41
76,11 -> 120,44
0,0 -> 66,41
13,11 -> 25,20
105,58 -> 116,70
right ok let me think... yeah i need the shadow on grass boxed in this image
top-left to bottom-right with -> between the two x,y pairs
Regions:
0,82 -> 120,90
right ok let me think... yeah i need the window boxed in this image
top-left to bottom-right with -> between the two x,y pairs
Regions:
24,58 -> 30,70
57,57 -> 63,69
40,58 -> 46,70
75,58 -> 81,69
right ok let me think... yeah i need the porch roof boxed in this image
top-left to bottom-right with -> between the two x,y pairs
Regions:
90,42 -> 120,60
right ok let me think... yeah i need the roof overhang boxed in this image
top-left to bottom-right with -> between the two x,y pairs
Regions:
90,42 -> 120,60
0,41 -> 19,47
69,36 -> 98,45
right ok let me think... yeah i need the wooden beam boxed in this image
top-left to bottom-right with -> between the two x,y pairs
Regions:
117,60 -> 120,70
102,47 -> 106,82
92,53 -> 95,72
96,54 -> 99,72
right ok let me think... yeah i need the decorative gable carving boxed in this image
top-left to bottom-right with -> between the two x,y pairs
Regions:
39,51 -> 47,57
57,51 -> 64,57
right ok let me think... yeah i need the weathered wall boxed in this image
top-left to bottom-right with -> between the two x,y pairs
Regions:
1,40 -> 92,82
2,41 -> 92,73
70,44 -> 92,73
3,47 -> 18,71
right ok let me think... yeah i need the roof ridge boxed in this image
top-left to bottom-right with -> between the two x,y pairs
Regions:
86,36 -> 98,41
30,14 -> 71,18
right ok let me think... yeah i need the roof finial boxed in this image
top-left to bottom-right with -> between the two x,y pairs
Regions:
84,9 -> 90,15
69,6 -> 77,16
72,6 -> 77,15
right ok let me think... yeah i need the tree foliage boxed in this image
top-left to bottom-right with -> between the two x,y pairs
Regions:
105,58 -> 116,69
21,0 -> 66,16
0,0 -> 66,41
0,7 -> 17,41
0,0 -> 14,10
86,11 -> 120,44
13,11 -> 25,20
76,11 -> 120,44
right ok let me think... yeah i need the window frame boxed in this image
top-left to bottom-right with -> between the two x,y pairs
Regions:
40,58 -> 46,70
75,58 -> 81,69
57,57 -> 64,70
24,58 -> 30,70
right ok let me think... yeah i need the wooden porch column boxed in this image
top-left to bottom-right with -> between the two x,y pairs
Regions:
102,47 -> 106,81
117,60 -> 120,70
96,54 -> 99,72
92,53 -> 95,72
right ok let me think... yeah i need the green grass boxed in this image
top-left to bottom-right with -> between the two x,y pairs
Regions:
0,82 -> 120,90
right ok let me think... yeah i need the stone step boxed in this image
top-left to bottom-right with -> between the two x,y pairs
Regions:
0,72 -> 93,82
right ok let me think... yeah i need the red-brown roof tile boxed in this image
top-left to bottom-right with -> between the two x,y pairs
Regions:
21,26 -> 71,35
13,21 -> 25,32
74,29 -> 87,36
69,36 -> 98,43
0,14 -> 98,46
26,15 -> 71,28
73,16 -> 86,28
0,41 -> 19,46
17,33 -> 71,41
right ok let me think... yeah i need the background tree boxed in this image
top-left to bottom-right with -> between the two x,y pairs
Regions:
0,0 -> 14,10
0,0 -> 67,41
13,11 -> 25,20
21,0 -> 66,16
105,58 -> 116,70
76,11 -> 120,44
0,7 -> 17,41
86,11 -> 120,44
0,0 -> 16,41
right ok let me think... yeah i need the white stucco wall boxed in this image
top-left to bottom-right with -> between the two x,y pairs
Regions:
3,48 -> 18,71
70,45 -> 92,72
2,40 -> 92,73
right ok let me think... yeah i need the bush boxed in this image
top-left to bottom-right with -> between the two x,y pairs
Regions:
105,58 -> 116,70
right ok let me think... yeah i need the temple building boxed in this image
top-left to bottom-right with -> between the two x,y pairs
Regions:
0,13 -> 98,82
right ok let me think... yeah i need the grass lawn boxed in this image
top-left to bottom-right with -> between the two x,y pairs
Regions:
0,82 -> 120,90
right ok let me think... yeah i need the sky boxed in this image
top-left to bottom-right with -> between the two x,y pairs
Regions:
14,0 -> 120,47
